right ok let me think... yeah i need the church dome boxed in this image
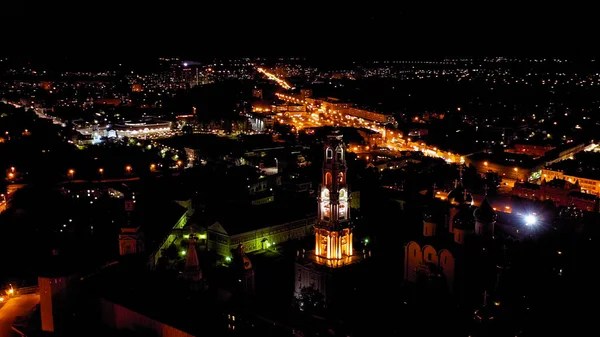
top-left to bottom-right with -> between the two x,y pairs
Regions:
448,185 -> 473,206
453,205 -> 475,230
474,197 -> 497,223
423,208 -> 435,222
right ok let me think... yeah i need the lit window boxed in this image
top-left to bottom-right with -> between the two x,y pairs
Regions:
326,148 -> 333,159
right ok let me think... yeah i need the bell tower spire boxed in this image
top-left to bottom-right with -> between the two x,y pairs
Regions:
314,134 -> 353,267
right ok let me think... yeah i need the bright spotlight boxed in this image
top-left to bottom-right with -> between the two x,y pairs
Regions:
525,214 -> 537,226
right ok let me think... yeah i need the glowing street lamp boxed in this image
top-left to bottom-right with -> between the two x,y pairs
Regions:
125,165 -> 132,174
524,214 -> 537,226
68,169 -> 75,180
150,163 -> 156,171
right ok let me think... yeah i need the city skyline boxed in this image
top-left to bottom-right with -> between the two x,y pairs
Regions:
1,9 -> 599,336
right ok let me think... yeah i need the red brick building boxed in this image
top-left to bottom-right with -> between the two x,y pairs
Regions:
512,178 -> 599,211
506,143 -> 555,158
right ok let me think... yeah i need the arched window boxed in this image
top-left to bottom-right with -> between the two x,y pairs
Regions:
326,148 -> 333,159
325,172 -> 332,185
321,188 -> 330,200
339,188 -> 347,200
338,172 -> 344,184
336,147 -> 344,161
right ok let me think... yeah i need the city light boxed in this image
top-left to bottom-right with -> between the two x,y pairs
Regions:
524,214 -> 537,226
256,67 -> 293,90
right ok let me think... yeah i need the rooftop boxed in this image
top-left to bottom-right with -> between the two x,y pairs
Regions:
201,195 -> 316,235
84,260 -> 228,336
547,151 -> 600,180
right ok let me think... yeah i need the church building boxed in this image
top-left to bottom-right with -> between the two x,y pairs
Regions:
404,169 -> 498,299
294,134 -> 363,303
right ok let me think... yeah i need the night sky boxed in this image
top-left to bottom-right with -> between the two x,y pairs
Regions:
1,3 -> 598,62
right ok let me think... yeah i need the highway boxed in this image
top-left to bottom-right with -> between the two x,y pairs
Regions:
273,93 -> 465,164
257,67 -> 293,90
57,176 -> 141,185
0,294 -> 39,337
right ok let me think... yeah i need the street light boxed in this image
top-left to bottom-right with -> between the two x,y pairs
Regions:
524,214 -> 537,226
125,165 -> 132,174
68,169 -> 75,180
150,163 -> 156,171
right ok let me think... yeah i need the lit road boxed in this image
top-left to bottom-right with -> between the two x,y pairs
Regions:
57,176 -> 141,185
0,294 -> 40,337
1,184 -> 25,214
257,67 -> 293,90
274,93 -> 464,164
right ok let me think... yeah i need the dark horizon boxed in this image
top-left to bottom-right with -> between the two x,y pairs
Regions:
2,4 -> 599,62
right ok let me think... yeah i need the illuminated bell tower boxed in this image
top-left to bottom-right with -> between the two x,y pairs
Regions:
314,134 -> 353,266
119,194 -> 144,255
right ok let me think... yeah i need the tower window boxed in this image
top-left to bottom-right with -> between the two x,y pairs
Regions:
336,147 -> 344,160
326,148 -> 333,159
325,172 -> 332,186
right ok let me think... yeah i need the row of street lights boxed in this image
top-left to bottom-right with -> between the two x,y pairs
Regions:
67,161 -> 184,180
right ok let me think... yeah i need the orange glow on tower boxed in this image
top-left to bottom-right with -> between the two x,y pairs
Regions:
315,134 -> 353,267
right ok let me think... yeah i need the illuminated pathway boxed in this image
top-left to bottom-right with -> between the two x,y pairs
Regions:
256,68 -> 293,90
0,294 -> 39,337
273,93 -> 464,164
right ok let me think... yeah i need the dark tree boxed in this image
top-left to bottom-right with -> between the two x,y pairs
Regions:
293,286 -> 326,314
